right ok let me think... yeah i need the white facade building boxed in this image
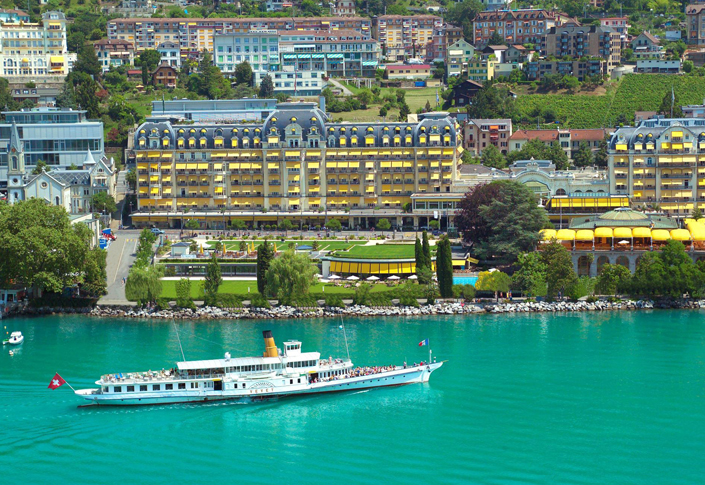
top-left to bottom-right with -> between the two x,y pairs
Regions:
254,68 -> 325,96
214,30 -> 280,76
157,41 -> 180,68
0,11 -> 75,79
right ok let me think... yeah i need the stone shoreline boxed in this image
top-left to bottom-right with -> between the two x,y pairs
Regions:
80,298 -> 705,320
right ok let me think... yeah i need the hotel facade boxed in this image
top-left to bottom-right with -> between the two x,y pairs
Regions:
131,103 -> 461,230
609,117 -> 705,216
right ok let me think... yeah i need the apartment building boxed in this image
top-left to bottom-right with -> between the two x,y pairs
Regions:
0,108 -> 104,186
463,119 -> 513,156
214,30 -> 280,75
542,23 -> 621,71
373,15 -> 442,61
599,17 -> 630,37
108,17 -> 373,56
332,0 -> 356,17
94,39 -> 135,72
609,118 -> 705,215
254,68 -> 326,96
473,9 -> 561,48
130,103 -> 461,229
0,8 -> 30,23
525,59 -> 608,81
466,57 -> 496,82
510,128 -> 608,159
634,59 -> 681,74
682,103 -> 705,118
0,11 -> 75,79
446,39 -> 475,77
157,41 -> 180,68
278,29 -> 381,78
687,4 -> 705,46
631,32 -> 663,59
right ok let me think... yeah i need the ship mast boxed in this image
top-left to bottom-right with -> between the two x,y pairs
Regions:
340,316 -> 350,362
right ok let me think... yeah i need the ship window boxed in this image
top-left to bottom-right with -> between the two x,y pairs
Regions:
290,379 -> 293,384
140,385 -> 147,391
127,386 -> 134,392
166,384 -> 173,390
114,386 -> 121,393
153,385 -> 160,391
178,383 -> 186,389
234,383 -> 238,389
298,378 -> 301,384
242,383 -> 246,389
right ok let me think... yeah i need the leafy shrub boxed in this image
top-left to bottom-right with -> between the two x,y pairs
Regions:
155,298 -> 171,311
250,294 -> 271,309
289,294 -> 319,308
215,294 -> 243,309
324,294 -> 345,308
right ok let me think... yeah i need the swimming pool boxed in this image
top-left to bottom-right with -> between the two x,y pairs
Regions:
453,276 -> 477,286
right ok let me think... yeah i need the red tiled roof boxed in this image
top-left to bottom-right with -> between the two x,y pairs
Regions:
509,129 -> 559,141
385,64 -> 431,70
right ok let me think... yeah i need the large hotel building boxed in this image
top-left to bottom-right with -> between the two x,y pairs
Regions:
609,117 -> 705,216
132,103 -> 461,229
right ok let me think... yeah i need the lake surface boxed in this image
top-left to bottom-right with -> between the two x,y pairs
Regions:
2,311 -> 705,484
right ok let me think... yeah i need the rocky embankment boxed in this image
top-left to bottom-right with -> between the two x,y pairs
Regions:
85,298 -> 705,320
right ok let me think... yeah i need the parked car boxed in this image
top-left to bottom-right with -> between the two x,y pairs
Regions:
151,228 -> 165,235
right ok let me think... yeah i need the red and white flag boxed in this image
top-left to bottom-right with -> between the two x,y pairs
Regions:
48,373 -> 66,390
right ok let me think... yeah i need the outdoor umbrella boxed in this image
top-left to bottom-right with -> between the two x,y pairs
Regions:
387,275 -> 400,280
346,275 -> 359,281
617,240 -> 630,245
366,276 -> 380,281
328,274 -> 341,280
408,275 -> 418,280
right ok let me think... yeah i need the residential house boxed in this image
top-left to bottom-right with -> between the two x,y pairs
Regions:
509,128 -> 609,160
464,119 -> 513,156
450,79 -> 484,107
385,64 -> 432,79
157,42 -> 180,68
94,39 -> 135,72
682,103 -> 705,118
446,39 -> 475,77
480,44 -> 507,63
332,0 -> 356,17
466,57 -> 496,82
687,4 -> 705,45
542,23 -> 621,74
630,32 -> 663,59
0,8 -> 30,23
505,44 -> 532,63
151,62 -> 177,87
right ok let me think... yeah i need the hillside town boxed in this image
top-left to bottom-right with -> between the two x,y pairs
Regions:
2,0 -> 705,311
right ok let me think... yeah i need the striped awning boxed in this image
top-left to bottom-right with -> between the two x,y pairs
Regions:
362,61 -> 378,67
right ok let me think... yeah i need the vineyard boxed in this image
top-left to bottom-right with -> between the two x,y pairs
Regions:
514,75 -> 705,129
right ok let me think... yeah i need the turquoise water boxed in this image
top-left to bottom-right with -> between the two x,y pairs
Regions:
453,276 -> 478,286
2,311 -> 705,484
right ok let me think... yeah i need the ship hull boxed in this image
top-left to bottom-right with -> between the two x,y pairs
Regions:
76,362 -> 443,407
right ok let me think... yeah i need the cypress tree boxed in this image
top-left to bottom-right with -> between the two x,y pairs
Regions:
256,239 -> 272,294
436,236 -> 454,298
414,237 -> 423,274
422,231 -> 431,268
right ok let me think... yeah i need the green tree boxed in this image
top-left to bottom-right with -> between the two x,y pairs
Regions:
357,89 -> 373,107
398,102 -> 411,121
265,250 -> 317,304
376,218 -> 391,235
279,218 -> 294,236
572,141 -> 593,168
444,0 -> 484,42
256,239 -> 274,294
137,49 -> 161,72
540,241 -> 578,299
422,231 -> 432,268
239,241 -> 248,252
467,84 -> 516,119
259,73 -> 274,98
684,60 -> 694,74
0,199 -> 93,295
549,144 -> 569,171
125,265 -> 164,305
658,89 -> 683,117
126,168 -> 137,191
175,278 -> 194,308
81,247 -> 107,297
480,144 -> 507,169
630,252 -> 666,297
488,30 -> 506,46
90,192 -> 117,214
595,263 -> 632,296
476,270 -> 511,301
379,106 -> 388,117
511,251 -> 547,297
32,160 -> 50,174
455,181 -> 549,264
436,236 -> 454,298
326,219 -> 342,232
414,236 -> 424,273
692,208 -> 704,220
429,220 -> 440,230
594,137 -> 609,168
234,61 -> 254,86
229,218 -> 246,235
73,42 -> 102,79
203,254 -> 222,306
185,219 -> 200,230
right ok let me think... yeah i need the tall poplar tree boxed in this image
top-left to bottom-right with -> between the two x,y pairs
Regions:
436,236 -> 454,298
256,239 -> 273,295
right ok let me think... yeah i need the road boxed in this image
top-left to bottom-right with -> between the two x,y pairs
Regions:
328,78 -> 353,96
98,230 -> 140,305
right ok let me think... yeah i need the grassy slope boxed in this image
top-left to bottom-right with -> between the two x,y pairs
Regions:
515,75 -> 705,129
332,244 -> 424,259
205,240 -> 367,251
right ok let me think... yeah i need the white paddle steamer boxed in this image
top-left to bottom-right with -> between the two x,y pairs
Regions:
75,331 -> 443,406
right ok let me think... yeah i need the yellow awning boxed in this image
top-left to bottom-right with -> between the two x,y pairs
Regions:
613,227 -> 632,238
212,152 -> 226,158
268,162 -> 278,169
150,175 -> 159,182
197,163 -> 208,169
672,143 -> 683,150
285,151 -> 300,157
594,227 -> 613,238
540,229 -> 556,241
428,149 -> 442,155
670,229 -> 691,241
575,229 -> 594,241
690,227 -> 705,241
556,229 -> 575,241
615,144 -> 628,151
186,164 -> 197,169
175,163 -> 186,169
148,152 -> 160,158
150,188 -> 159,194
307,150 -> 320,157
632,227 -> 651,238
672,131 -> 683,138
308,162 -> 320,169
50,56 -> 64,63
651,229 -> 671,241
349,162 -> 360,168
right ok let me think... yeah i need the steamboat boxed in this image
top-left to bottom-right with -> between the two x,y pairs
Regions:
75,331 -> 443,406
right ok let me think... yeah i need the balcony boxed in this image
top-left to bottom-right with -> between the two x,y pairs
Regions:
660,184 -> 692,190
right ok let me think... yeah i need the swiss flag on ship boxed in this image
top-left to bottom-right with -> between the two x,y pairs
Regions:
48,373 -> 66,390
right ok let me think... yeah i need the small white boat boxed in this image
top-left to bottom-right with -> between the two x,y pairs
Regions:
3,331 -> 23,345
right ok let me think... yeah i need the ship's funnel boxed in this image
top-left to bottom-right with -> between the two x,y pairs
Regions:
263,330 -> 278,357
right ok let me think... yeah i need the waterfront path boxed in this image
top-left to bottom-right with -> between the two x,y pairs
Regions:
99,229 -> 139,305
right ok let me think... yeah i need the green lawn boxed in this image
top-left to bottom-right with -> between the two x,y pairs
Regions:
332,244 -> 426,259
159,279 -> 391,299
205,240 -> 367,251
